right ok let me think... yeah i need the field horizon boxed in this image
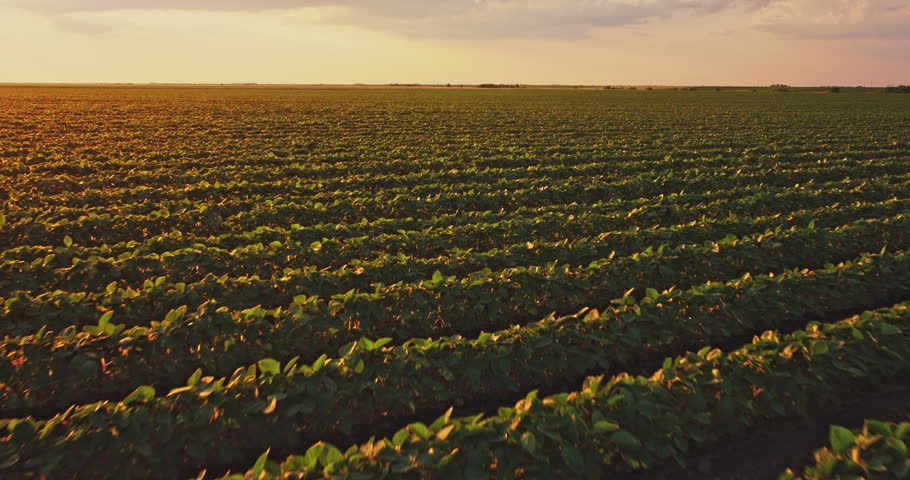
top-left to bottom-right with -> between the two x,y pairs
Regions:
3,82 -> 906,90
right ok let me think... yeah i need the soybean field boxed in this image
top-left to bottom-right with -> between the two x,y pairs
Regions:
1,86 -> 910,479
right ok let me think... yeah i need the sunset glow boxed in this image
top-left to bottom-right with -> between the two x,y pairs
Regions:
1,0 -> 908,86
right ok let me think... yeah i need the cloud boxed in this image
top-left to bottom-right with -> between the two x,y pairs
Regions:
4,0 -> 775,38
331,1 -> 779,39
2,0 -> 472,13
755,0 -> 910,39
8,0 -> 908,40
48,14 -> 116,34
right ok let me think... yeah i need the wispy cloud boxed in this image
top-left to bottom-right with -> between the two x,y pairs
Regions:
755,0 -> 910,39
4,0 -> 909,40
47,14 -> 116,34
4,0 -> 774,38
327,1 -> 779,39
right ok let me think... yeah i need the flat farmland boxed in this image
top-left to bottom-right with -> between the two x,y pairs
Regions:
1,86 -> 910,479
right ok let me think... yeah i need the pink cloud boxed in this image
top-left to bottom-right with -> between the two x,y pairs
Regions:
6,0 -> 908,40
755,0 -> 910,39
6,1 -> 773,38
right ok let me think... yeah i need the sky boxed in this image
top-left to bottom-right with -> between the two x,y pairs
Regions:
0,0 -> 907,86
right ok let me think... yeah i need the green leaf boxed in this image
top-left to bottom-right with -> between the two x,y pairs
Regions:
163,306 -> 187,324
98,311 -> 114,327
830,425 -> 855,453
304,443 -> 324,468
321,445 -> 343,467
38,409 -> 70,440
282,356 -> 300,374
311,354 -> 327,372
436,425 -> 455,441
438,449 -> 458,469
373,338 -> 393,349
188,368 -> 203,387
252,449 -> 270,477
594,421 -> 620,434
810,341 -> 829,355
258,359 -> 280,376
880,324 -> 901,335
392,429 -> 409,447
866,420 -> 891,436
561,445 -> 585,473
63,236 -> 73,247
431,407 -> 454,430
123,385 -> 156,405
10,419 -> 37,442
520,432 -> 537,454
609,430 -> 642,450
895,422 -> 910,440
409,422 -> 430,439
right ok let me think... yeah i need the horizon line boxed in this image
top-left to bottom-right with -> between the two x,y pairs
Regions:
1,82 -> 904,89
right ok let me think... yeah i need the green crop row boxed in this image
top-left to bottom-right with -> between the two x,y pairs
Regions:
4,194 -> 908,338
3,176 -> 907,298
4,171 -> 903,266
12,132 -> 900,204
0,175 -> 765,260
210,300 -> 910,479
4,248 -> 910,478
4,151 -> 787,210
4,214 -> 908,416
7,141 -> 900,209
4,161 -> 906,249
6,147 -> 710,199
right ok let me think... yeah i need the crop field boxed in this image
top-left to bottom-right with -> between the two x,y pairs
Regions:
1,86 -> 910,479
